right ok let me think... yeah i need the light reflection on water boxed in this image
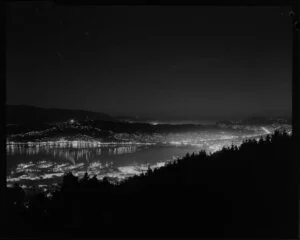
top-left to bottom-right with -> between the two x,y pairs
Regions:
6,142 -> 202,188
6,130 -> 270,189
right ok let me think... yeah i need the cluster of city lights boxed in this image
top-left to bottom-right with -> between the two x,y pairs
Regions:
7,123 -> 291,190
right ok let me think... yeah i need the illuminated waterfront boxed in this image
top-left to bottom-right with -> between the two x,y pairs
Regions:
7,141 -> 199,188
6,126 -> 286,189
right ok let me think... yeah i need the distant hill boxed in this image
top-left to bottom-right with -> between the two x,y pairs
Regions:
6,105 -> 117,124
115,115 -> 140,122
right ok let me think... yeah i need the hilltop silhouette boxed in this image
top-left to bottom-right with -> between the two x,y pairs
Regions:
6,105 -> 116,124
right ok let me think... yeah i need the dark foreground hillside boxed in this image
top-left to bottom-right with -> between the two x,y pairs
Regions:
4,132 -> 298,238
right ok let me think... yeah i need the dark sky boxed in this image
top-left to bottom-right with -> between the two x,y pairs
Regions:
6,4 -> 292,120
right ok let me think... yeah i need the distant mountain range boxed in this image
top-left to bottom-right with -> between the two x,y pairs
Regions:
6,105 -> 117,124
6,104 -> 292,126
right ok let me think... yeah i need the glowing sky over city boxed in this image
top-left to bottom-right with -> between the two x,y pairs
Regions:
6,4 -> 292,120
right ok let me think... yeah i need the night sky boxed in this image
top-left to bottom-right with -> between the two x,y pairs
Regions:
6,4 -> 292,121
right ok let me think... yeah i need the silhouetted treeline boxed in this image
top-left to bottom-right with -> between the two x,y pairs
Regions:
4,131 -> 297,238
